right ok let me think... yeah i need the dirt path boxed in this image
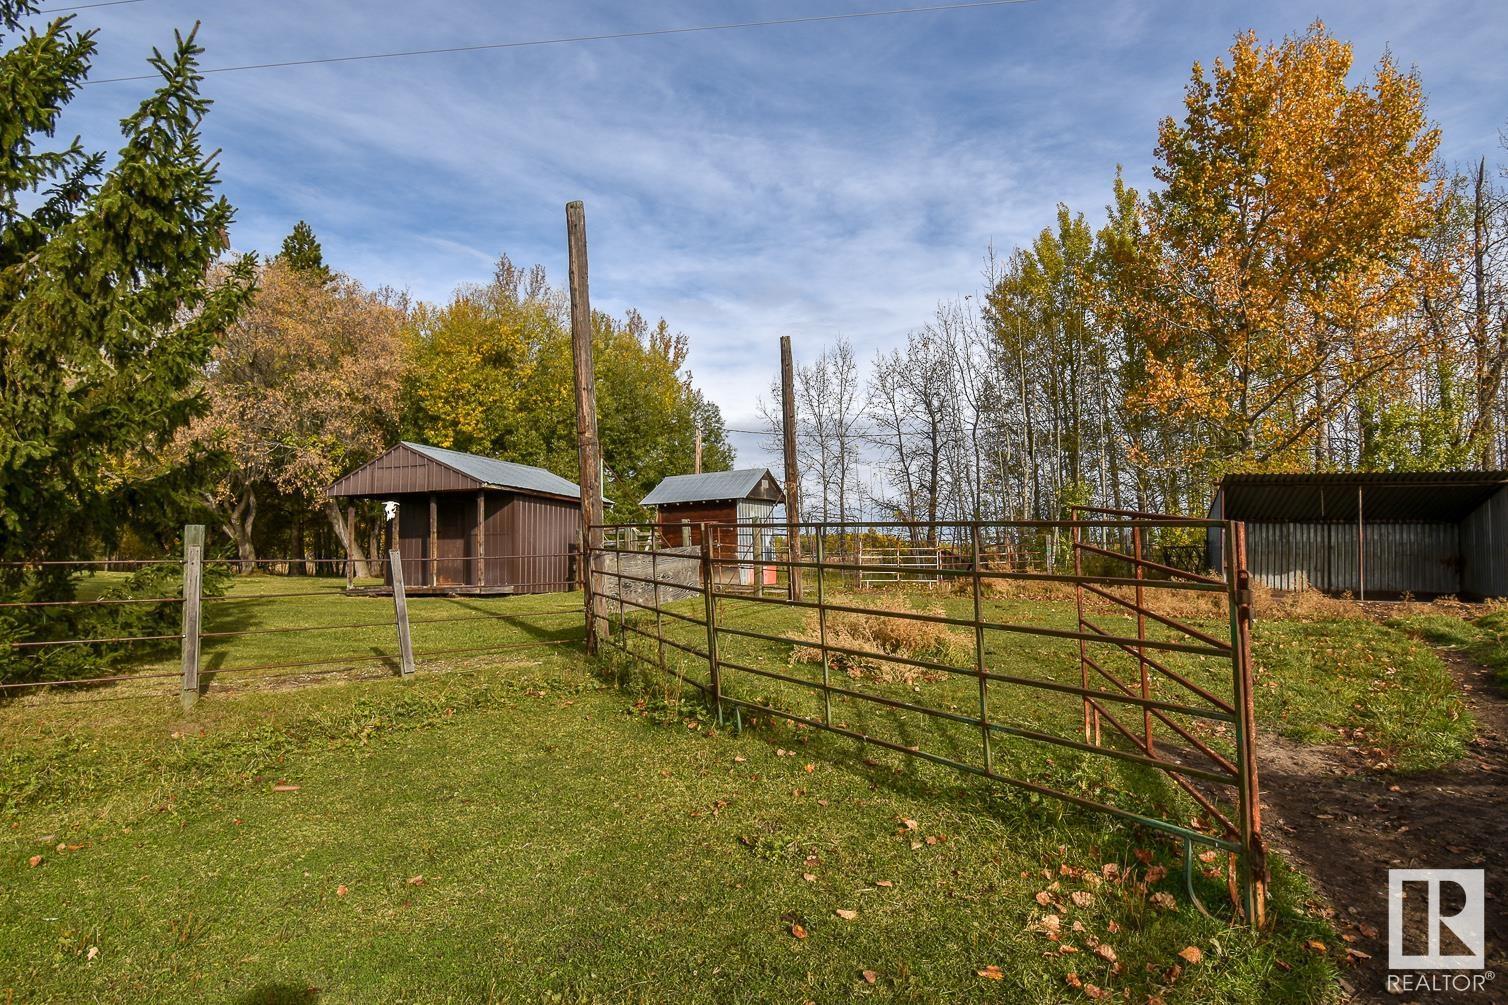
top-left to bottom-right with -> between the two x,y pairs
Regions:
1259,654 -> 1507,1003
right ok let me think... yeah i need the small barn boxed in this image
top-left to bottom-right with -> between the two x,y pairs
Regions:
1207,471 -> 1508,600
641,468 -> 784,584
327,442 -> 583,595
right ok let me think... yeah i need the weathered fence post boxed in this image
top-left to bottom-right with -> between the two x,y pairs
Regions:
179,524 -> 204,711
752,523 -> 765,598
699,525 -> 722,717
389,549 -> 415,679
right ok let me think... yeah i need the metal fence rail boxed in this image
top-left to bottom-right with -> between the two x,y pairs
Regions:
586,514 -> 1267,924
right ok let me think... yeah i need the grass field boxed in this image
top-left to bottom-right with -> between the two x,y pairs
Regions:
0,573 -> 1480,1002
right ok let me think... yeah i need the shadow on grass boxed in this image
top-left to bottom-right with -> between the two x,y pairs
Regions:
230,982 -> 320,1005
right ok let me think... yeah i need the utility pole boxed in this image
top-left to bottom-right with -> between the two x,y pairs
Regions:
694,426 -> 703,474
567,201 -> 606,653
780,336 -> 803,601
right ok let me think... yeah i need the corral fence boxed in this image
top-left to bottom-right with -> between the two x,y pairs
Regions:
586,509 -> 1267,924
0,525 -> 584,706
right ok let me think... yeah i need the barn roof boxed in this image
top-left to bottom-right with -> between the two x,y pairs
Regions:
641,468 -> 784,506
328,442 -> 582,501
1212,470 -> 1508,523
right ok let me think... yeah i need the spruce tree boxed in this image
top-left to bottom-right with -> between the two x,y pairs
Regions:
0,2 -> 255,575
277,219 -> 332,282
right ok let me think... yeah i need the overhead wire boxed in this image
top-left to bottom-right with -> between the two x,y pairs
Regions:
87,0 -> 1036,84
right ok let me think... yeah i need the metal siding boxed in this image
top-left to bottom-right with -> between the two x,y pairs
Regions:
1462,487 -> 1508,598
329,442 -> 581,501
1245,521 -> 1460,596
500,493 -> 578,594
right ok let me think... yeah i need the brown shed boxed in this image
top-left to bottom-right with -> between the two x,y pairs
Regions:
327,442 -> 583,595
641,468 -> 784,585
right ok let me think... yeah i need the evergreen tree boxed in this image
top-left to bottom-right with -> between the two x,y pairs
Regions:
277,220 -> 331,282
0,2 -> 255,577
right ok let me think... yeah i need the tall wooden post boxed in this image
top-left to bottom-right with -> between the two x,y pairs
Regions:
179,524 -> 204,711
780,336 -> 803,601
694,427 -> 703,474
567,201 -> 606,653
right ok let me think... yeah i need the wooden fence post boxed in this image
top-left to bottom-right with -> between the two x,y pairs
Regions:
699,525 -> 722,715
389,549 -> 415,679
179,524 -> 204,711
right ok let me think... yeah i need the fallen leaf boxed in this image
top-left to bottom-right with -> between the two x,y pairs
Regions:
734,755 -> 746,763
406,875 -> 425,886
28,854 -> 42,868
802,873 -> 817,883
1306,940 -> 1327,954
1084,984 -> 1109,1000
804,763 -> 815,773
1095,944 -> 1118,963
977,965 -> 1004,980
835,909 -> 858,921
790,923 -> 808,939
874,879 -> 894,888
1150,892 -> 1177,911
86,946 -> 98,961
861,969 -> 878,984
1070,891 -> 1095,908
900,818 -> 918,831
1065,972 -> 1082,989
1035,891 -> 1054,906
336,884 -> 349,897
1178,946 -> 1203,965
1038,914 -> 1062,934
271,784 -> 300,793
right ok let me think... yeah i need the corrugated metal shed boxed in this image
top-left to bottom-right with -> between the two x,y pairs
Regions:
1208,471 -> 1508,599
328,442 -> 581,501
641,468 -> 784,506
1211,471 -> 1508,522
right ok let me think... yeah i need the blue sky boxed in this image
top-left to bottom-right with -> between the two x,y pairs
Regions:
46,0 -> 1508,465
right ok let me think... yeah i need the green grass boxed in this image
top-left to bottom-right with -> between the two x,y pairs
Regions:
2,652 -> 1338,1003
1387,608 -> 1508,694
4,573 -> 1476,1003
1249,617 -> 1474,771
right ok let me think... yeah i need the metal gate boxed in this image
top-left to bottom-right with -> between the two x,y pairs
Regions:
585,510 -> 1266,924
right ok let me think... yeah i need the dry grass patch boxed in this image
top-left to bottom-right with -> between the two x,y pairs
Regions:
791,593 -> 969,684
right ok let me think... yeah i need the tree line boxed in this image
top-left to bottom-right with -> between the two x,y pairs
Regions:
772,23 -> 1507,541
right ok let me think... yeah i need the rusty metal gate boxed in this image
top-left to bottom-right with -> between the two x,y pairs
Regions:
586,510 -> 1266,923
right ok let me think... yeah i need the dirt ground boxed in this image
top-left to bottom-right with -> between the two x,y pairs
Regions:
1259,653 -> 1507,1004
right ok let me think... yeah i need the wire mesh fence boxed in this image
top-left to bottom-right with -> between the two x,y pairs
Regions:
585,512 -> 1267,924
1,526 -> 586,705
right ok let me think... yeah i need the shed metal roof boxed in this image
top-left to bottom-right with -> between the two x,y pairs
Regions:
641,468 -> 784,506
328,442 -> 582,501
1212,471 -> 1508,523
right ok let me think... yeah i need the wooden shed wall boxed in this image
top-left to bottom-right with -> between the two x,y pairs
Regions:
390,491 -> 577,592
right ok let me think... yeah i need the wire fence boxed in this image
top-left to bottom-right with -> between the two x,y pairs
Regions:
584,511 -> 1267,925
0,525 -> 586,704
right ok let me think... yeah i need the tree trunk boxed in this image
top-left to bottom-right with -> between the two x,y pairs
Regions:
209,485 -> 257,572
325,499 -> 372,577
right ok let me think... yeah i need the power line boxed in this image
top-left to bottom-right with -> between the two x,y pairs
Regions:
88,0 -> 1036,84
37,0 -> 145,12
